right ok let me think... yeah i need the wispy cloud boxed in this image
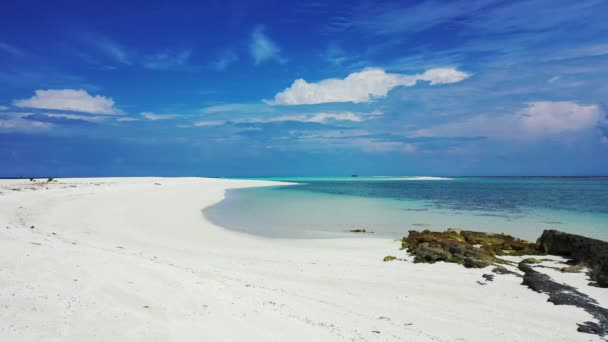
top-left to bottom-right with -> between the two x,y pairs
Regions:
249,26 -> 286,66
79,31 -> 132,65
346,0 -> 497,35
13,89 -> 123,115
210,50 -> 238,71
140,112 -> 180,120
201,103 -> 272,114
268,67 -> 470,105
116,117 -> 139,122
0,114 -> 53,131
143,49 -> 191,70
0,105 -> 9,111
0,42 -> 25,58
193,111 -> 376,127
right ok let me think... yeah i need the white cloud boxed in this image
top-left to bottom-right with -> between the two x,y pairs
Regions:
411,101 -> 604,140
0,105 -> 9,111
0,117 -> 53,131
201,103 -> 271,114
193,120 -> 225,127
13,89 -> 122,115
193,111 -> 369,127
140,112 -> 180,120
601,136 -> 608,144
144,49 -> 191,69
268,67 -> 470,105
266,112 -> 363,123
249,26 -> 286,66
117,117 -> 139,122
520,102 -> 602,135
43,113 -> 108,122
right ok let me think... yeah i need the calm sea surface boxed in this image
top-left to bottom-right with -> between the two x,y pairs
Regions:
203,177 -> 608,241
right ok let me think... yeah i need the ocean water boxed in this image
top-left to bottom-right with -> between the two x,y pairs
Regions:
203,177 -> 608,241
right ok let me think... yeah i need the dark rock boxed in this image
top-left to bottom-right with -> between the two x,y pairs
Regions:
482,274 -> 495,282
519,261 -> 608,337
537,230 -> 608,287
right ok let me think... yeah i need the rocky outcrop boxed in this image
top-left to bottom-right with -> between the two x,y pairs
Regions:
402,229 -> 540,268
537,230 -> 608,287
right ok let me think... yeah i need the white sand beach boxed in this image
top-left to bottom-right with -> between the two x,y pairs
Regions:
0,177 -> 604,342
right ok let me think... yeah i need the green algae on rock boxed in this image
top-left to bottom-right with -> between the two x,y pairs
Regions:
402,229 -> 541,269
383,255 -> 397,262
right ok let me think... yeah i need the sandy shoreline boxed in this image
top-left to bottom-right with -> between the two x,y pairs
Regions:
0,177 -> 604,341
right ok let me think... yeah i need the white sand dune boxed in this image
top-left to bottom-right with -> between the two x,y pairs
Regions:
0,177 -> 603,341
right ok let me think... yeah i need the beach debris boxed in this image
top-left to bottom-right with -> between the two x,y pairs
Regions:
30,242 -> 41,246
143,305 -> 150,309
537,230 -> 608,288
401,229 -> 540,269
519,261 -> 608,337
378,316 -> 391,321
383,256 -> 397,262
476,281 -> 487,286
491,266 -> 521,277
371,331 -> 380,334
482,274 -> 495,282
349,229 -> 372,233
560,264 -> 585,273
30,225 -> 35,229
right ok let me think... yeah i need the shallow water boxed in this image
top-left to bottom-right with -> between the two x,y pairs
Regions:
204,177 -> 608,241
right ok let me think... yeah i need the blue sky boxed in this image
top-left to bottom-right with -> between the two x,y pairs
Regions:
1,0 -> 607,177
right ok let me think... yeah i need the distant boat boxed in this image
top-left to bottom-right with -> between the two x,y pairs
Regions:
351,174 -> 359,177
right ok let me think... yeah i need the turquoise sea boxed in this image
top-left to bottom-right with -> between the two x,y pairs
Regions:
203,177 -> 608,241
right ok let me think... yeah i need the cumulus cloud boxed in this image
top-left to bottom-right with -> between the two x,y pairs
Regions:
268,67 -> 469,105
249,26 -> 286,66
140,112 -> 180,120
13,89 -> 122,115
411,101 -> 604,140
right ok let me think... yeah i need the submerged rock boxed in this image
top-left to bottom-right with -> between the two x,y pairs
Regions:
402,229 -> 540,268
537,230 -> 608,287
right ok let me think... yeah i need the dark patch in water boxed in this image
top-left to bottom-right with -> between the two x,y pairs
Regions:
411,223 -> 430,227
544,221 -> 563,225
402,208 -> 428,212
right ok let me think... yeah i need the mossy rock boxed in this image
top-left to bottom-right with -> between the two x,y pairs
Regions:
401,229 -> 541,270
383,256 -> 397,262
521,258 -> 543,264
